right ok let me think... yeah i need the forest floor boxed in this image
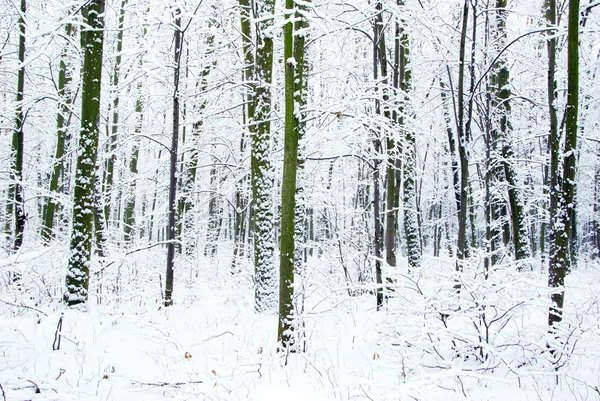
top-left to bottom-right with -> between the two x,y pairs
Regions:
1,244 -> 600,400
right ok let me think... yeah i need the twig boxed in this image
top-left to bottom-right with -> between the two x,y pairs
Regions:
130,379 -> 203,387
53,315 -> 63,351
0,382 -> 5,401
0,299 -> 47,317
203,331 -> 234,342
26,380 -> 40,394
359,385 -> 374,401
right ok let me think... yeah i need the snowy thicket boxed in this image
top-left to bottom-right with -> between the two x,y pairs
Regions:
1,0 -> 600,399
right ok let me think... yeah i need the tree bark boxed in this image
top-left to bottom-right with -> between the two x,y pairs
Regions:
6,0 -> 27,252
252,0 -> 277,313
65,0 -> 106,305
455,0 -> 470,286
102,0 -> 128,230
372,6 -> 384,310
490,0 -> 530,264
164,9 -> 183,307
548,0 -> 579,335
278,0 -> 299,347
42,21 -> 73,243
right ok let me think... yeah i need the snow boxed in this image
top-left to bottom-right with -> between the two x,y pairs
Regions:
2,246 -> 600,401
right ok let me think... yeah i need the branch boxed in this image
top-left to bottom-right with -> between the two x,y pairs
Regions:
0,299 -> 48,317
131,379 -> 203,387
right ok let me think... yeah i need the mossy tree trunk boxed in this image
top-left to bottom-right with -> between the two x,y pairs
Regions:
252,0 -> 277,313
278,0 -> 311,349
6,0 -> 27,253
101,0 -> 128,236
547,0 -> 579,341
490,0 -> 530,264
42,21 -> 73,243
65,0 -> 106,306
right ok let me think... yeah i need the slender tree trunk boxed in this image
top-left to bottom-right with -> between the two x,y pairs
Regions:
204,161 -> 220,258
491,0 -> 530,263
384,3 -> 400,277
278,0 -> 300,347
396,7 -> 421,270
293,0 -> 310,277
122,73 -> 143,244
122,138 -> 139,244
6,0 -> 26,252
42,21 -> 73,243
178,39 -> 213,256
102,0 -> 128,231
164,9 -> 183,307
122,19 -> 147,245
65,0 -> 106,306
548,0 -> 579,337
372,9 -> 384,310
232,0 -> 254,271
440,78 -> 460,215
455,0 -> 470,286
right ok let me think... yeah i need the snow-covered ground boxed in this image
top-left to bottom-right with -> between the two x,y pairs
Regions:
2,245 -> 600,400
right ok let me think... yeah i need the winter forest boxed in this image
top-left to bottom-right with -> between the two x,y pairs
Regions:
1,0 -> 600,399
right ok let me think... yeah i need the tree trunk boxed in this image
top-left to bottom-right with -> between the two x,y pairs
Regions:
42,21 -> 73,243
65,0 -> 106,306
252,0 -> 277,313
455,0 -> 470,286
384,3 -> 400,278
490,0 -> 530,264
547,0 -> 579,337
278,0 -> 300,347
293,0 -> 310,277
372,8 -> 384,310
164,9 -> 183,307
394,3 -> 421,270
6,0 -> 26,252
232,0 -> 254,271
179,39 -> 214,256
102,0 -> 128,231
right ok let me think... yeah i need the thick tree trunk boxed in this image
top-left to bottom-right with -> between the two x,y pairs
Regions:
252,0 -> 277,313
65,0 -> 106,306
548,0 -> 579,336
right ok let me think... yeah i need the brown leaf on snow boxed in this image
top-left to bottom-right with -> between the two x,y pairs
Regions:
373,352 -> 380,360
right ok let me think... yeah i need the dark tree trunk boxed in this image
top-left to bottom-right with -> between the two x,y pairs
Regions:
165,9 -> 183,307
